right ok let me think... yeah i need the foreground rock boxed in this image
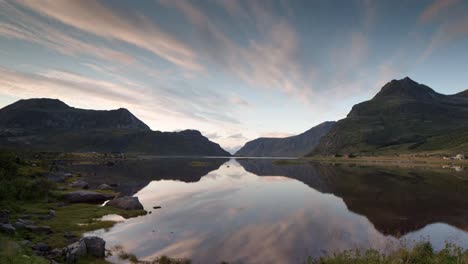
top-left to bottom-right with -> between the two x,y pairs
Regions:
63,191 -> 114,203
70,180 -> 89,189
63,236 -> 105,263
0,223 -> 15,234
97,184 -> 113,190
0,209 -> 10,224
106,196 -> 144,210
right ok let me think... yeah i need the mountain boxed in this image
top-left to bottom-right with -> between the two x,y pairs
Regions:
0,98 -> 230,156
236,121 -> 335,157
310,77 -> 468,155
0,98 -> 150,131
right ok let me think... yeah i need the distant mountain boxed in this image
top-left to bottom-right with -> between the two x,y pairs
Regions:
310,77 -> 468,155
236,121 -> 335,157
0,98 -> 230,156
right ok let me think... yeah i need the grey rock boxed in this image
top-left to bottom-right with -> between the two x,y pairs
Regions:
63,191 -> 114,203
13,221 -> 27,230
83,236 -> 105,258
49,210 -> 56,217
0,223 -> 15,234
63,239 -> 87,263
17,218 -> 34,225
106,196 -> 144,210
19,240 -> 32,247
26,225 -> 52,234
33,242 -> 50,252
0,210 -> 10,224
70,181 -> 89,189
97,184 -> 113,190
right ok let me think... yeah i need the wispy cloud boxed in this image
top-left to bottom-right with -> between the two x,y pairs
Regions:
15,0 -> 203,71
419,0 -> 460,24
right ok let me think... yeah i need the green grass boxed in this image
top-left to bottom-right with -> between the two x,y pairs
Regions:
15,202 -> 146,248
308,242 -> 468,264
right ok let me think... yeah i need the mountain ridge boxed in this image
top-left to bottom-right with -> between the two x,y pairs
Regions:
0,98 -> 230,156
309,77 -> 468,156
236,121 -> 335,157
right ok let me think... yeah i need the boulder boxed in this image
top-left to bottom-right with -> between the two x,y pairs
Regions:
26,225 -> 52,234
63,191 -> 114,203
63,239 -> 87,263
32,242 -> 50,252
13,221 -> 27,230
97,184 -> 113,190
70,181 -> 89,189
83,236 -> 105,258
106,196 -> 144,210
0,210 -> 10,224
62,236 -> 105,263
0,223 -> 15,234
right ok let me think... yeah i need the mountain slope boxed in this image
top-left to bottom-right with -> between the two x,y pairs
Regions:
0,98 -> 150,131
236,121 -> 335,157
0,98 -> 230,156
310,77 -> 468,155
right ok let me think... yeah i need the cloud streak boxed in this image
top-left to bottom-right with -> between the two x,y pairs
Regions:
15,0 -> 203,71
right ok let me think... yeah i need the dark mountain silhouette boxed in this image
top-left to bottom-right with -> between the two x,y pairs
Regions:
236,121 -> 335,157
0,98 -> 230,156
310,77 -> 468,155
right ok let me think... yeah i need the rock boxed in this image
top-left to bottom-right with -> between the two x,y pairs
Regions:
19,240 -> 32,247
64,232 -> 78,243
63,239 -> 87,263
63,236 -> 105,263
26,225 -> 52,234
13,221 -> 27,230
106,196 -> 143,210
97,184 -> 113,190
0,223 -> 16,234
33,242 -> 50,252
83,236 -> 105,258
49,210 -> 56,217
106,161 -> 115,167
70,181 -> 89,189
63,191 -> 114,204
0,210 -> 10,224
17,218 -> 34,225
153,206 -> 162,209
109,183 -> 119,187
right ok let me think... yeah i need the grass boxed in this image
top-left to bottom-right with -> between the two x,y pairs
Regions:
308,242 -> 468,264
0,234 -> 48,264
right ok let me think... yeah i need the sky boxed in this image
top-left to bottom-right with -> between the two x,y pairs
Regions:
0,0 -> 467,153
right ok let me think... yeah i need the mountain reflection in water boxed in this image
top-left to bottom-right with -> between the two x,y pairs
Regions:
79,158 -> 468,264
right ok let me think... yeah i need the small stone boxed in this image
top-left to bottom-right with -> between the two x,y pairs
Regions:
70,181 -> 89,189
106,196 -> 144,210
0,210 -> 10,224
0,223 -> 16,234
17,218 -> 34,225
33,242 -> 50,252
153,206 -> 162,209
49,210 -> 56,217
63,191 -> 114,204
13,221 -> 27,230
19,240 -> 32,247
97,184 -> 113,190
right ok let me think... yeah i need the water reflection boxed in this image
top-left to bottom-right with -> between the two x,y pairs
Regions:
83,158 -> 468,263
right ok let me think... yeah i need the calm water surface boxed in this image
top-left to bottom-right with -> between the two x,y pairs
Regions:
78,158 -> 468,263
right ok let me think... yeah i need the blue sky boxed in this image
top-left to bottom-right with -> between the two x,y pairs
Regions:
0,0 -> 467,152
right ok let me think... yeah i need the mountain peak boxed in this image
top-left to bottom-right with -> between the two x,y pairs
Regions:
373,77 -> 438,100
3,98 -> 70,111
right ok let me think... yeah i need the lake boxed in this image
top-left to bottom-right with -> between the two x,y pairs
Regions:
75,158 -> 468,263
